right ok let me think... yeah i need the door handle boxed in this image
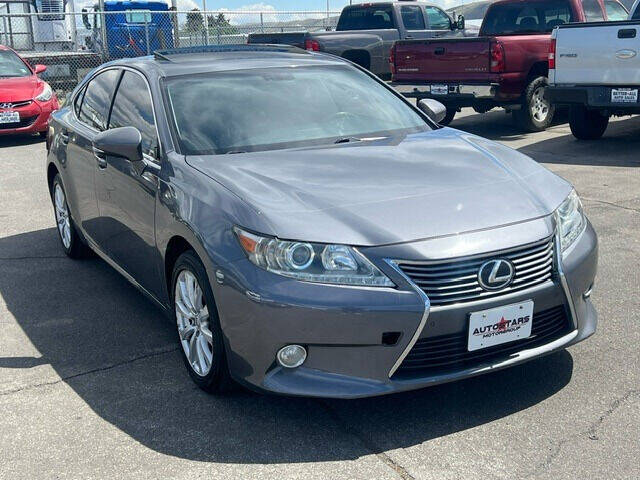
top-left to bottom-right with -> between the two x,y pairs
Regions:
618,28 -> 636,39
93,146 -> 108,169
434,47 -> 445,55
405,35 -> 413,39
59,130 -> 69,145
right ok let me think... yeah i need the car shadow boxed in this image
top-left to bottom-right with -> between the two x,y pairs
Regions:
0,134 -> 45,147
0,228 -> 574,464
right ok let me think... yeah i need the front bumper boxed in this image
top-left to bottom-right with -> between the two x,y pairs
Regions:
215,216 -> 598,398
0,98 -> 58,136
546,85 -> 640,114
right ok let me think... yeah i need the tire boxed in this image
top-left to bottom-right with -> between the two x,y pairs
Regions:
51,174 -> 87,259
172,250 -> 234,394
439,107 -> 457,126
569,106 -> 609,140
513,76 -> 555,132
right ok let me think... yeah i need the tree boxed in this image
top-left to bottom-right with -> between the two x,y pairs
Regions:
185,8 -> 204,33
207,12 -> 238,35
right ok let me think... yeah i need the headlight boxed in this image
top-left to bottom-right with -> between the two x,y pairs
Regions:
35,83 -> 52,102
234,227 -> 395,287
555,189 -> 586,254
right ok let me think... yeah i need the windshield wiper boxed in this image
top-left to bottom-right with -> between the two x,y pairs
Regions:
334,136 -> 362,144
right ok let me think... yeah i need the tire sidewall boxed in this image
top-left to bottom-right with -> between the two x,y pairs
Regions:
171,251 -> 229,391
517,76 -> 555,132
51,174 -> 78,257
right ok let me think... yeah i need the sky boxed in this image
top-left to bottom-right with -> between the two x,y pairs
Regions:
177,0 -> 460,13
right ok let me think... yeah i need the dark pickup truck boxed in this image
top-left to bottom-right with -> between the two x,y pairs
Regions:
390,0 -> 628,130
248,1 -> 468,80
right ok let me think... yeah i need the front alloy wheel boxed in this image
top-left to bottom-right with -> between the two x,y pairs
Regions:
175,269 -> 214,376
171,251 -> 233,393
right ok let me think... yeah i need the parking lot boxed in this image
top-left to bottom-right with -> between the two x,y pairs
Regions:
1,109 -> 639,480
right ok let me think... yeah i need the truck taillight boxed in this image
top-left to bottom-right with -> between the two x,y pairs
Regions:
305,39 -> 320,52
548,38 -> 556,70
490,41 -> 505,73
389,46 -> 396,76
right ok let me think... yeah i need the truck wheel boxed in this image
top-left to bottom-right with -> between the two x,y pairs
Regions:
514,76 -> 555,132
439,107 -> 457,126
569,107 -> 609,140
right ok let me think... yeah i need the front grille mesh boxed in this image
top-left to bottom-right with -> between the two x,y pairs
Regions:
395,305 -> 570,376
397,236 -> 555,307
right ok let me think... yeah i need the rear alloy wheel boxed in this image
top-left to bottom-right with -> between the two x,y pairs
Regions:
569,106 -> 609,140
514,76 -> 555,132
172,251 -> 233,393
51,174 -> 86,258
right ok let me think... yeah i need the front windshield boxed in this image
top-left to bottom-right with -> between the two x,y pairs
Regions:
0,50 -> 31,78
164,65 -> 430,155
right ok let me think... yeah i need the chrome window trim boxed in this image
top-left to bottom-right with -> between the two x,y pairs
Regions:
71,65 -> 163,162
384,259 -> 431,378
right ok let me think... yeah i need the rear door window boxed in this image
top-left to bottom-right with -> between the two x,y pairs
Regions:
78,69 -> 120,131
604,0 -> 628,20
482,1 -> 575,34
337,6 -> 395,30
425,6 -> 452,30
108,70 -> 157,156
400,5 -> 425,30
581,0 -> 605,21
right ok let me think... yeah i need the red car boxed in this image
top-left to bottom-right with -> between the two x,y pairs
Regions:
0,45 -> 59,137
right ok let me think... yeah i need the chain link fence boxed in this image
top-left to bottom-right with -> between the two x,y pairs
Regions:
0,8 -> 340,99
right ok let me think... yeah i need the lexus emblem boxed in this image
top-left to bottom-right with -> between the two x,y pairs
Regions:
0,103 -> 12,109
478,259 -> 515,291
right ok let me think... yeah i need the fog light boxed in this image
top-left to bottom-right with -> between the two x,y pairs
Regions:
277,344 -> 307,368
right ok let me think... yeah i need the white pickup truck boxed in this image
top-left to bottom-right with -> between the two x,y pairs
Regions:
546,0 -> 640,139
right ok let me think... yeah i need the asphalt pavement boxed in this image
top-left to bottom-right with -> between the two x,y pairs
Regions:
1,109 -> 638,480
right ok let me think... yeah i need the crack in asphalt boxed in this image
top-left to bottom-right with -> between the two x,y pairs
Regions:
524,388 -> 640,479
582,197 -> 640,215
0,347 -> 179,397
317,400 -> 416,480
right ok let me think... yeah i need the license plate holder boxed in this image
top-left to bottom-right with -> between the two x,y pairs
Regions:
611,88 -> 638,103
468,300 -> 534,352
0,111 -> 20,124
430,84 -> 448,95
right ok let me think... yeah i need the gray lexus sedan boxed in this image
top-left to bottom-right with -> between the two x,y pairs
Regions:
45,45 -> 597,398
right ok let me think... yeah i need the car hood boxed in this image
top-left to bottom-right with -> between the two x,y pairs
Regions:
186,128 -> 572,246
0,75 -> 40,102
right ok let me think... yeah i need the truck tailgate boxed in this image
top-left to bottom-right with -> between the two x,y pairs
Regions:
393,37 -> 492,82
247,32 -> 307,49
554,21 -> 640,85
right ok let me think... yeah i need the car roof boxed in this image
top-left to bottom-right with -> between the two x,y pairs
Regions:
108,45 -> 349,78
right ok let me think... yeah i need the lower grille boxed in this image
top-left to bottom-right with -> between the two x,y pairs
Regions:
395,305 -> 571,377
0,115 -> 38,130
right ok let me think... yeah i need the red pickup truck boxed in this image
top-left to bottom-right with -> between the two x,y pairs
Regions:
390,0 -> 628,131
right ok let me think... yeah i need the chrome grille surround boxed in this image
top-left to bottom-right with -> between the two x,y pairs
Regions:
396,235 -> 555,307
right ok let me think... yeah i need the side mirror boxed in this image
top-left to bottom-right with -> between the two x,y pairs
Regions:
93,127 -> 143,162
34,64 -> 46,74
418,99 -> 447,124
457,15 -> 465,30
